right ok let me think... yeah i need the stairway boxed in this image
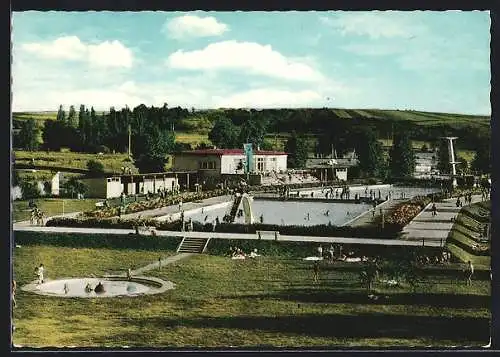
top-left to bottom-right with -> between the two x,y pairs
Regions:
176,237 -> 210,253
228,195 -> 243,222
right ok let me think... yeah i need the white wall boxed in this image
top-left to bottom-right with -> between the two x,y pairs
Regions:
335,168 -> 348,181
174,153 -> 287,174
139,177 -> 179,194
221,154 -> 245,174
106,179 -> 123,198
51,172 -> 60,196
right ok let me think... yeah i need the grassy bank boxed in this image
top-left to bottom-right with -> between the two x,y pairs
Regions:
13,199 -> 100,222
14,150 -> 137,174
13,245 -> 490,348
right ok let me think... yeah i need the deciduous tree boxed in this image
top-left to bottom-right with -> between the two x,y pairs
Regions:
389,132 -> 416,178
18,118 -> 40,151
208,116 -> 240,148
285,131 -> 309,168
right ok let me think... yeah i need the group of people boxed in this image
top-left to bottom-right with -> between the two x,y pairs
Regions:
86,281 -> 105,293
228,246 -> 261,259
29,208 -> 45,226
365,188 -> 384,201
316,244 -> 367,263
416,251 -> 452,265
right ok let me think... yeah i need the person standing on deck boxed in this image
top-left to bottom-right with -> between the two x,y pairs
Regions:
465,261 -> 474,286
313,261 -> 320,283
35,264 -> 45,284
317,245 -> 323,258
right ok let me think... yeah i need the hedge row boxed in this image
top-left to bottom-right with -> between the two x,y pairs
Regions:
47,216 -> 402,238
206,238 -> 443,259
14,231 -> 182,251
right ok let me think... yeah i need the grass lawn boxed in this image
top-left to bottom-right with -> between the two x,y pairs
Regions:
14,150 -> 137,174
175,132 -> 211,147
12,246 -> 490,348
13,199 -> 101,222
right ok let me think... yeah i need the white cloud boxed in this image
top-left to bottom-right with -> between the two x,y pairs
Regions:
213,88 -> 323,108
341,43 -> 401,56
321,11 -> 425,39
163,15 -> 228,39
20,36 -> 134,68
13,84 -> 146,112
166,40 -> 324,82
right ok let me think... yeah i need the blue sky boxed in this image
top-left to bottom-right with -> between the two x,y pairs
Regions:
12,11 -> 491,114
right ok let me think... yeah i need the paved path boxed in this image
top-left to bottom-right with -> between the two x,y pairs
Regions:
131,253 -> 193,275
401,194 -> 483,244
13,225 -> 443,247
119,195 -> 233,220
14,211 -> 83,227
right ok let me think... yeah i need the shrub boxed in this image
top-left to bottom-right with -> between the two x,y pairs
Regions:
87,159 -> 105,176
20,180 -> 40,200
47,216 -> 401,238
96,145 -> 111,154
14,231 -> 182,251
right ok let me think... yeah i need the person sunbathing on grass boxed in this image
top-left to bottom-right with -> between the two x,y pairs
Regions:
94,282 -> 105,293
84,282 -> 93,293
249,248 -> 261,258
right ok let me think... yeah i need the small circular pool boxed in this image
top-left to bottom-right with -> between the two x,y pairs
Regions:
22,276 -> 174,298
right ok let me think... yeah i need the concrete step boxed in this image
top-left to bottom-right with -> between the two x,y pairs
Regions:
177,237 -> 211,254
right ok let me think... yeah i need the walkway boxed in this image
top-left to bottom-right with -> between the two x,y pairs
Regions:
119,195 -> 233,220
13,225 -> 443,247
14,211 -> 83,227
132,253 -> 193,276
400,194 -> 483,245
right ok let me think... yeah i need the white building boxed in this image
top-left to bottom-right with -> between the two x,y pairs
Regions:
172,149 -> 288,177
80,172 -> 180,199
414,151 -> 439,176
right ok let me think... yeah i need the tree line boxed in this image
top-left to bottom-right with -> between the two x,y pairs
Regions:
13,105 -> 491,176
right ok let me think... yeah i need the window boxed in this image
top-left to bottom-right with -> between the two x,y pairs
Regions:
199,161 -> 216,170
257,157 -> 265,172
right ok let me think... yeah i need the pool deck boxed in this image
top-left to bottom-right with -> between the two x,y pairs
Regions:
400,194 -> 484,244
118,195 -> 234,220
14,188 -> 467,249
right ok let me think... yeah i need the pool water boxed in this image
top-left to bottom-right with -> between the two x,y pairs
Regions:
35,278 -> 151,298
186,200 -> 372,226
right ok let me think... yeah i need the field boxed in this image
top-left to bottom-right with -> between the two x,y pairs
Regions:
175,132 -> 211,147
12,243 -> 491,348
12,198 -> 100,222
14,150 -> 138,174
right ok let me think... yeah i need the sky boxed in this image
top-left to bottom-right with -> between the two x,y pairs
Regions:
11,11 -> 491,115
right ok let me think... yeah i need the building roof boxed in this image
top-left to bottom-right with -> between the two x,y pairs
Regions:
178,149 -> 288,156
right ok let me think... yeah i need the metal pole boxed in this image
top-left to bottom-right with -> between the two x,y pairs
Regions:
128,124 -> 131,158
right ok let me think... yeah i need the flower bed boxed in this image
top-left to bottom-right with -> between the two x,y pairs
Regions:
385,195 -> 433,230
80,189 -> 227,219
